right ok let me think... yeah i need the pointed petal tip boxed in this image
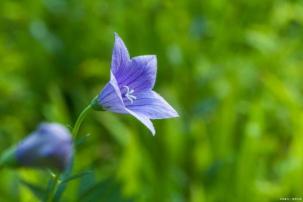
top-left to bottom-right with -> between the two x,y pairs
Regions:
125,108 -> 156,136
172,108 -> 180,117
150,126 -> 156,136
145,54 -> 157,62
161,107 -> 179,119
111,32 -> 130,74
150,55 -> 157,65
114,32 -> 122,40
171,111 -> 180,118
166,104 -> 179,118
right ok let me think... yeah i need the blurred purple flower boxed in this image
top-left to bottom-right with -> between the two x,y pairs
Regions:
92,33 -> 179,135
15,123 -> 73,171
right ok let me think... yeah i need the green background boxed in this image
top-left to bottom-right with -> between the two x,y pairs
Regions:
1,0 -> 303,201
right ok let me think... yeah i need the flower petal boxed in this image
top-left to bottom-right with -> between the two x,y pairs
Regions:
98,72 -> 127,113
126,91 -> 179,119
116,55 -> 157,92
125,108 -> 155,135
111,33 -> 130,75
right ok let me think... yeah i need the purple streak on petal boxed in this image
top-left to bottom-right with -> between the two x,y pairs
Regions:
98,72 -> 127,113
111,33 -> 130,75
125,108 -> 155,135
116,55 -> 157,92
99,83 -> 116,103
126,91 -> 179,119
96,33 -> 179,135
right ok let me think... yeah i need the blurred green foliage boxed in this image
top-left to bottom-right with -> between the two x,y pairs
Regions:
1,0 -> 303,201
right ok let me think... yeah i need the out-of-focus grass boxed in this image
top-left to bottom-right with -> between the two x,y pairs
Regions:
1,0 -> 303,201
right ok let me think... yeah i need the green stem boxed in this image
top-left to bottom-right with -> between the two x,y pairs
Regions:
45,103 -> 92,201
46,173 -> 60,202
72,104 -> 92,138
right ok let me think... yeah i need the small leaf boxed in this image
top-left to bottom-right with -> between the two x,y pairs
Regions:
75,133 -> 91,147
60,171 -> 93,184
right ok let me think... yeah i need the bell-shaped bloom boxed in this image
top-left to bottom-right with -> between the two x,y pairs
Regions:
8,123 -> 73,171
92,33 -> 179,135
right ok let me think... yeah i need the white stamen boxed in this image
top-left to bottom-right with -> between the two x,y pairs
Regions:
123,86 -> 137,104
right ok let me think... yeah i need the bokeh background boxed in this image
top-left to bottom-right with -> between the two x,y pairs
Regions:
1,0 -> 303,201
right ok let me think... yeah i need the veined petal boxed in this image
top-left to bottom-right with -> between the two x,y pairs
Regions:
125,108 -> 155,135
126,91 -> 179,119
95,33 -> 179,136
117,55 -> 157,92
111,33 -> 130,75
98,72 -> 127,113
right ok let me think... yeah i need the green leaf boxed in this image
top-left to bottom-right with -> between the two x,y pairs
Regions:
0,146 -> 18,168
78,178 -> 133,202
20,178 -> 46,201
60,171 -> 93,184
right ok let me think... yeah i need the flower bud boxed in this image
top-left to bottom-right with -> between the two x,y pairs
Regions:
1,123 -> 73,171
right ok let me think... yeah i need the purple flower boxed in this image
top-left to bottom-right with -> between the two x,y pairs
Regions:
92,33 -> 179,135
15,123 -> 73,171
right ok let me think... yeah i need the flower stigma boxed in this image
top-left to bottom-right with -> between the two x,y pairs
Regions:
123,86 -> 137,104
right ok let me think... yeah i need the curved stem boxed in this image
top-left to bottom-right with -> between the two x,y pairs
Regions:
72,104 -> 92,138
44,103 -> 93,201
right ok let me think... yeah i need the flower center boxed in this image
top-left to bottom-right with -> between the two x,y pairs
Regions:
123,86 -> 137,104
